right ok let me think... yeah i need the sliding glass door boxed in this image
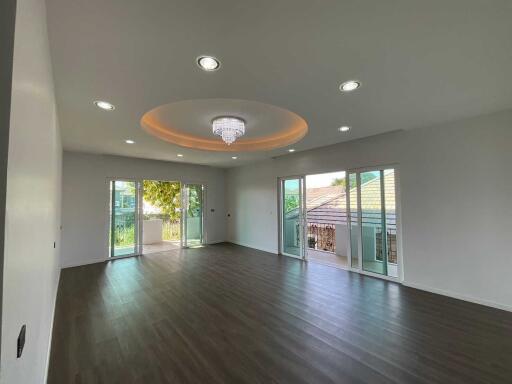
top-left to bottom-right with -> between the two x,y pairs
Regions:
109,180 -> 139,257
182,184 -> 204,247
280,177 -> 305,259
109,180 -> 206,256
360,170 -> 387,275
346,168 -> 398,278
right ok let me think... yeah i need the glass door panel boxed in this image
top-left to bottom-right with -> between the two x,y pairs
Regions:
281,178 -> 304,258
348,172 -> 360,268
110,180 -> 138,257
360,170 -> 387,275
183,184 -> 204,247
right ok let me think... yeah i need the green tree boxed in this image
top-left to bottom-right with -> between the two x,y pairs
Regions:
331,178 -> 346,188
339,173 -> 378,190
185,184 -> 202,217
284,195 -> 299,213
143,181 -> 181,220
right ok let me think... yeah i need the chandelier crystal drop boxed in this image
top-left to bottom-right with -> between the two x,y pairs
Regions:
212,116 -> 245,145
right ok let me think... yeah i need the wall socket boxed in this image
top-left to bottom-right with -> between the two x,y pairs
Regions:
17,325 -> 26,358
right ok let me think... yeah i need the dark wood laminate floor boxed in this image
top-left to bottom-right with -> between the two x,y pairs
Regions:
48,243 -> 512,384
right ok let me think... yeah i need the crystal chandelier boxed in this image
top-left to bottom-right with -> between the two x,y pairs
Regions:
212,116 -> 245,145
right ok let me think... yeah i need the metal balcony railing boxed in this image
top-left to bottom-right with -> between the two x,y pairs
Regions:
304,219 -> 397,264
307,223 -> 336,252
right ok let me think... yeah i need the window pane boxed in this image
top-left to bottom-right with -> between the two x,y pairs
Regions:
349,173 -> 359,268
283,179 -> 302,257
360,171 -> 386,275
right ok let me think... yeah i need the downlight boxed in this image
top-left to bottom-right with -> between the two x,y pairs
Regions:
339,80 -> 361,92
93,100 -> 115,110
197,56 -> 220,71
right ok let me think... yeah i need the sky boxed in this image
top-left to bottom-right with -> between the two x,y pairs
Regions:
306,171 -> 346,188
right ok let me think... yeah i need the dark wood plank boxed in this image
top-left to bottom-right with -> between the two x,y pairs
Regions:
48,243 -> 512,383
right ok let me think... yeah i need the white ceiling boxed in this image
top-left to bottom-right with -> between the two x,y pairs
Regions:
46,0 -> 512,167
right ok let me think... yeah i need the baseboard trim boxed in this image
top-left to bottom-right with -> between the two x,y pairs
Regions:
61,242 -> 228,269
227,242 -> 512,313
226,240 -> 277,255
402,281 -> 512,313
207,240 -> 226,245
61,257 -> 106,269
44,268 -> 61,383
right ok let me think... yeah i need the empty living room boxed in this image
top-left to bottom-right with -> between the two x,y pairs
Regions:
1,0 -> 512,383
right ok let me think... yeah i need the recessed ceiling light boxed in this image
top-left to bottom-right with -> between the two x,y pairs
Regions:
338,126 -> 351,132
197,56 -> 220,71
177,154 -> 183,157
94,100 -> 115,110
232,156 -> 238,159
125,139 -> 135,144
288,149 -> 295,153
339,80 -> 361,92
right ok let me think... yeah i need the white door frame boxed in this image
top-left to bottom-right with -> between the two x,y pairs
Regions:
345,164 -> 403,282
107,178 -> 141,259
181,183 -> 206,248
106,178 -> 207,258
277,165 -> 403,283
278,175 -> 306,260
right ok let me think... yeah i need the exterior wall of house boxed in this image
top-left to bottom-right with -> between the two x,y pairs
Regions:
226,109 -> 512,311
334,224 -> 347,256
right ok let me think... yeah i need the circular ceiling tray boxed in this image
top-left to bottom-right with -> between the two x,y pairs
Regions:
141,98 -> 308,152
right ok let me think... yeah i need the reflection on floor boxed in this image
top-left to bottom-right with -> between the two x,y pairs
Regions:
142,240 -> 180,254
113,246 -> 136,257
362,261 -> 398,278
307,249 -> 349,269
48,244 -> 512,383
301,249 -> 400,278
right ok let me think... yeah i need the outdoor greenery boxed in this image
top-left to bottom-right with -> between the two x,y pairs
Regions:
143,180 -> 202,217
112,219 -> 180,247
111,181 -> 202,248
331,177 -> 346,187
142,181 -> 182,242
113,223 -> 135,247
284,195 -> 300,213
184,184 -> 202,217
143,180 -> 181,220
331,173 -> 377,188
162,220 -> 180,240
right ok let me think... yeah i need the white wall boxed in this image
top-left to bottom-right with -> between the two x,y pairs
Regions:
61,152 -> 227,268
0,0 -> 17,364
226,109 -> 512,311
1,0 -> 63,382
334,224 -> 347,256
